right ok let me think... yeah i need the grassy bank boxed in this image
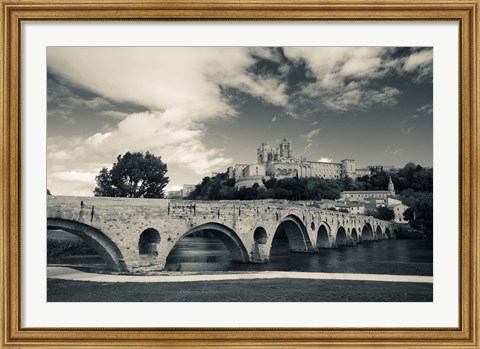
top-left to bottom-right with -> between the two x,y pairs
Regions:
48,278 -> 432,302
47,230 -> 98,257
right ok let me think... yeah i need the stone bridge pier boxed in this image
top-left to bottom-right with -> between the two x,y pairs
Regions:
47,196 -> 393,273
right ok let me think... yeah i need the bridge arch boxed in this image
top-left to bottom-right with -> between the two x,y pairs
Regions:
139,228 -> 160,256
169,222 -> 250,263
47,218 -> 127,272
254,226 -> 267,244
351,228 -> 358,243
336,226 -> 348,246
271,214 -> 315,253
385,227 -> 392,239
316,223 -> 331,249
375,225 -> 383,240
361,223 -> 374,241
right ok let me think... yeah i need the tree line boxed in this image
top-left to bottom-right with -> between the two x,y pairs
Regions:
187,163 -> 432,202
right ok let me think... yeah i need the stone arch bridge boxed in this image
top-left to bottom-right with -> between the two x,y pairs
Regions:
47,196 -> 394,273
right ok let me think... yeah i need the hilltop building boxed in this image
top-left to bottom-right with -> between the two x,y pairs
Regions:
228,138 -> 372,188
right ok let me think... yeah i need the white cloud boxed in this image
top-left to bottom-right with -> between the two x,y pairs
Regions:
318,157 -> 333,163
249,47 -> 283,63
271,116 -> 277,122
323,85 -> 401,112
166,185 -> 183,192
51,170 -> 97,184
404,49 -> 433,72
49,111 -> 233,174
283,47 -> 429,112
417,104 -> 433,114
385,148 -> 404,156
284,47 -> 392,82
47,47 -> 288,123
400,119 -> 415,134
47,109 -> 71,119
101,110 -> 129,119
47,111 -> 234,195
47,47 -> 292,195
301,128 -> 322,139
403,49 -> 433,83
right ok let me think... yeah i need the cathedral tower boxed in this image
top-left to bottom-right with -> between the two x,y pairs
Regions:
279,138 -> 292,158
388,176 -> 395,196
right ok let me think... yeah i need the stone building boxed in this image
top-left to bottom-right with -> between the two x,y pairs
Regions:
228,138 -> 373,187
181,184 -> 197,198
340,177 -> 396,202
387,197 -> 409,224
335,179 -> 410,223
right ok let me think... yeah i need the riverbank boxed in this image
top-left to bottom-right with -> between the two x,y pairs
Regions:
48,266 -> 433,283
47,266 -> 433,302
47,278 -> 433,302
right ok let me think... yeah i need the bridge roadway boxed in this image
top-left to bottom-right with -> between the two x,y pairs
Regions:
47,196 -> 393,273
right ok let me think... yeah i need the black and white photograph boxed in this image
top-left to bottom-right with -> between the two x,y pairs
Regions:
46,46 -> 434,302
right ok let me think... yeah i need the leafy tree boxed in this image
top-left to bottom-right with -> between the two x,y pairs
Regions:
375,206 -> 395,221
341,176 -> 354,191
237,186 -> 259,200
263,177 -> 278,189
399,190 -> 433,236
94,151 -> 169,198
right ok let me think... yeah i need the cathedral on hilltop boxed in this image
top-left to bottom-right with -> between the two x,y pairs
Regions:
227,138 -> 372,188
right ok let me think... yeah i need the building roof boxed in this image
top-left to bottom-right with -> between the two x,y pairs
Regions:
306,161 -> 342,165
341,190 -> 390,194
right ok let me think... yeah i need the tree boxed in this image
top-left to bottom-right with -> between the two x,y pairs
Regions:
375,206 -> 395,221
94,151 -> 169,198
400,191 -> 433,236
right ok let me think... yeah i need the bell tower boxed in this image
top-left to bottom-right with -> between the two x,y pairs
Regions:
279,138 -> 292,159
388,176 -> 395,196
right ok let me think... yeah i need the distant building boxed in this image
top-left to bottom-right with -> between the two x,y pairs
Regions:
338,179 -> 410,222
355,168 -> 371,178
166,185 -> 198,199
227,138 -> 383,188
340,177 -> 396,202
166,190 -> 182,199
181,184 -> 197,198
387,197 -> 409,224
368,165 -> 395,173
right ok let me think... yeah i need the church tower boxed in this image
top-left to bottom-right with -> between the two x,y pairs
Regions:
279,138 -> 292,158
388,176 -> 395,196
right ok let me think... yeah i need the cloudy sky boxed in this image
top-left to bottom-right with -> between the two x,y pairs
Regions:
47,47 -> 433,196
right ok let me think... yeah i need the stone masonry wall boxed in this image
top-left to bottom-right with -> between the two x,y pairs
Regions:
47,196 -> 392,273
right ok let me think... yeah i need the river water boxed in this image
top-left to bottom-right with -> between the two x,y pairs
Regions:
163,237 -> 432,276
49,236 -> 433,276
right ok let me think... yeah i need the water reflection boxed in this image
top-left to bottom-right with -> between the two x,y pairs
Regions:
165,237 -> 433,276
48,232 -> 433,276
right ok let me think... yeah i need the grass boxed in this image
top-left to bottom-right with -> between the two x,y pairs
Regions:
47,230 -> 98,257
47,278 -> 433,302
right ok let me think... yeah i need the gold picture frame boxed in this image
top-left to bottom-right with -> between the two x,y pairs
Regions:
1,0 -> 478,347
